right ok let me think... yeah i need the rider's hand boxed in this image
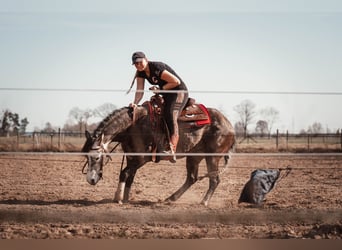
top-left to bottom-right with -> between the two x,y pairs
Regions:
129,103 -> 137,108
149,86 -> 160,94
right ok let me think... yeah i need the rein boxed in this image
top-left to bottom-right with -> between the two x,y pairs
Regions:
126,71 -> 137,94
277,165 -> 292,182
81,142 -> 121,174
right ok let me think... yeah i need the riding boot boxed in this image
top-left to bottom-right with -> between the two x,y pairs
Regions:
169,134 -> 179,163
162,134 -> 178,163
170,134 -> 179,152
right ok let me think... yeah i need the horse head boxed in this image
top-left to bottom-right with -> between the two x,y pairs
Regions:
82,131 -> 112,185
81,106 -> 149,186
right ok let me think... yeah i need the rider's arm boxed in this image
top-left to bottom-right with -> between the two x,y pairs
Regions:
160,70 -> 180,90
132,77 -> 145,105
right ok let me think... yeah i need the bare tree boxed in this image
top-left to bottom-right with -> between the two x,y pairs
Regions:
255,120 -> 268,136
69,107 -> 83,132
83,108 -> 93,131
234,121 -> 245,138
93,103 -> 116,119
308,122 -> 324,134
66,103 -> 116,133
42,122 -> 55,133
68,107 -> 93,133
233,99 -> 256,138
259,107 -> 279,135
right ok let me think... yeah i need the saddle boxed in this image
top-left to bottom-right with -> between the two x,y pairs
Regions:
142,94 -> 211,163
143,94 -> 211,128
179,101 -> 211,127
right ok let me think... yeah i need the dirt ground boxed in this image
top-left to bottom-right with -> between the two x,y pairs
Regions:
0,153 -> 341,239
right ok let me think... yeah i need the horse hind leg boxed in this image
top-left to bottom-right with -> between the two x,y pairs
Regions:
165,156 -> 202,203
200,156 -> 221,206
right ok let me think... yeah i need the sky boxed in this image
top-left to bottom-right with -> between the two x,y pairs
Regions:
1,0 -> 342,133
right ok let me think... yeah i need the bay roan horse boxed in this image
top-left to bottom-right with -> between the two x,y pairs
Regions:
82,96 -> 235,206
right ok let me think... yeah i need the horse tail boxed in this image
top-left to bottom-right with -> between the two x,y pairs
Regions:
223,149 -> 233,168
221,135 -> 236,171
230,134 -> 237,152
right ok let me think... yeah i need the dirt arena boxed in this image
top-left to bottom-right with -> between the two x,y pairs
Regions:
0,153 -> 341,239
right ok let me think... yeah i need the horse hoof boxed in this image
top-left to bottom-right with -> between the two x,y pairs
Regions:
163,198 -> 175,205
114,199 -> 123,205
200,200 -> 209,206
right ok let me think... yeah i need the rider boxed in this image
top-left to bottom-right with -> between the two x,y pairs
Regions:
129,51 -> 189,163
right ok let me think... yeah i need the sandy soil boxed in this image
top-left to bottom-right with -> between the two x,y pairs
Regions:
0,153 -> 341,239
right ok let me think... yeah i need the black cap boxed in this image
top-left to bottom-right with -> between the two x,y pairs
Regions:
132,51 -> 146,64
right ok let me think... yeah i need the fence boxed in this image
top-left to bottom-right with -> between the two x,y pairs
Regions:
1,129 -> 342,152
232,129 -> 342,152
0,129 -> 85,152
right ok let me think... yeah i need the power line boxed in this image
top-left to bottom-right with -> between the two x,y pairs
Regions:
1,87 -> 342,95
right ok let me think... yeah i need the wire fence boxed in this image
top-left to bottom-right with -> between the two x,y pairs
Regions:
0,130 -> 342,153
237,130 -> 342,152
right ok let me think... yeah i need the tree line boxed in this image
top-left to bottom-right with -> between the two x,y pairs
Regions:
1,99 -> 337,136
233,99 -> 279,138
233,99 -> 337,138
53,102 -> 117,134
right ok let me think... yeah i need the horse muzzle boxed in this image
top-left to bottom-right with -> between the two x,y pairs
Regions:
86,169 -> 101,185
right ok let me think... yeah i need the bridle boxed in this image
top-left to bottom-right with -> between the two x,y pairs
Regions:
82,142 -> 121,175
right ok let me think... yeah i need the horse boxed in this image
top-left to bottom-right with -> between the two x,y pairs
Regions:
81,95 -> 235,206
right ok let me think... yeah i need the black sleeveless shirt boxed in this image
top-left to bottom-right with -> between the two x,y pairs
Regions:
136,61 -> 187,91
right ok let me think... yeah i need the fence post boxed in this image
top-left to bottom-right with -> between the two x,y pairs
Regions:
307,133 -> 310,151
32,132 -> 35,149
17,131 -> 20,150
58,128 -> 61,151
276,129 -> 279,150
286,130 -> 289,150
50,133 -> 54,150
33,132 -> 40,149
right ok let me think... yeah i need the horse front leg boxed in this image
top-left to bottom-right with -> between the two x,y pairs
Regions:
114,181 -> 126,204
114,167 -> 137,204
200,156 -> 221,206
122,171 -> 138,202
114,156 -> 147,204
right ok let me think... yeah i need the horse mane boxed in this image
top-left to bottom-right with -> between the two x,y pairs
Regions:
93,107 -> 132,139
81,107 -> 132,152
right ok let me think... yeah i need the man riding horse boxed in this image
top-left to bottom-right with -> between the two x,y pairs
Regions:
129,51 -> 189,163
81,52 -> 235,206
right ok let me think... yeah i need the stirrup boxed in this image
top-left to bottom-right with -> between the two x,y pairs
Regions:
162,144 -> 176,163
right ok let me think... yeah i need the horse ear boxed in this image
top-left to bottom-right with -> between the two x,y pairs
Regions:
85,130 -> 92,140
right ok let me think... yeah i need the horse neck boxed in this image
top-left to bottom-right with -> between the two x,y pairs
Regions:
93,106 -> 147,143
